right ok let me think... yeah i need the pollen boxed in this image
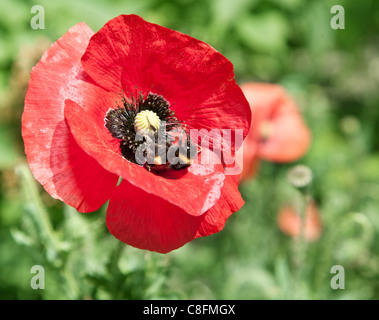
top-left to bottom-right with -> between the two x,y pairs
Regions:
134,110 -> 161,135
105,91 -> 194,171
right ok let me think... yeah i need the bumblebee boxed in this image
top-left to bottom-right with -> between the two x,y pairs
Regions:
144,132 -> 199,173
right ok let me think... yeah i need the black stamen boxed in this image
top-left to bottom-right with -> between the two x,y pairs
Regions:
105,92 -> 195,171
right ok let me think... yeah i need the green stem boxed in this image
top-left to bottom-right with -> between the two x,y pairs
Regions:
109,241 -> 125,299
17,164 -> 61,258
292,188 -> 309,299
18,163 -> 80,299
63,264 -> 80,299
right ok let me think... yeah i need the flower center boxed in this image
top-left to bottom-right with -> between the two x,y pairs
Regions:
104,92 -> 197,173
134,110 -> 161,135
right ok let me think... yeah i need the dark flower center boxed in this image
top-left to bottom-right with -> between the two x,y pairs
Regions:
105,92 -> 197,173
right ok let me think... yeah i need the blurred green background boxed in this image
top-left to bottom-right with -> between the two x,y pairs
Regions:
1,0 -> 379,300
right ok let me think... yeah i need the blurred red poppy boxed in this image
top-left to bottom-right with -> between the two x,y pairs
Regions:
22,15 -> 250,253
237,83 -> 311,181
277,200 -> 322,242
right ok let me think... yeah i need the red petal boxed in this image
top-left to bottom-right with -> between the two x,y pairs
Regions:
241,83 -> 311,163
106,173 -> 244,253
22,22 -> 118,212
236,128 -> 260,181
237,148 -> 260,182
106,179 -> 203,253
64,99 -> 227,216
258,99 -> 311,162
195,174 -> 244,238
81,14 -> 251,149
277,200 -> 322,242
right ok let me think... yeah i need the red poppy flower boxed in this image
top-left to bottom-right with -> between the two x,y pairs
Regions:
237,82 -> 311,181
277,200 -> 322,242
22,15 -> 250,253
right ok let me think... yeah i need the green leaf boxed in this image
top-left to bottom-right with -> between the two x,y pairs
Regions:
10,228 -> 35,246
236,11 -> 289,52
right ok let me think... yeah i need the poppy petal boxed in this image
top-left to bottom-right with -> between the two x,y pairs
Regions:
258,97 -> 311,162
236,133 -> 260,181
22,22 -> 119,212
195,174 -> 244,237
277,200 -> 322,242
64,99 -> 227,216
241,83 -> 311,163
106,173 -> 243,253
81,14 -> 251,149
106,179 -> 203,253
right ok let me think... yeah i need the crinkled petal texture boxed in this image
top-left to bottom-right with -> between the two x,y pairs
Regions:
81,14 -> 251,150
22,22 -> 119,212
23,15 -> 249,253
65,99 -> 229,217
65,97 -> 245,252
106,174 -> 243,253
238,82 -> 311,181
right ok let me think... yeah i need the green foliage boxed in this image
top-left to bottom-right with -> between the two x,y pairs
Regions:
0,0 -> 379,300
